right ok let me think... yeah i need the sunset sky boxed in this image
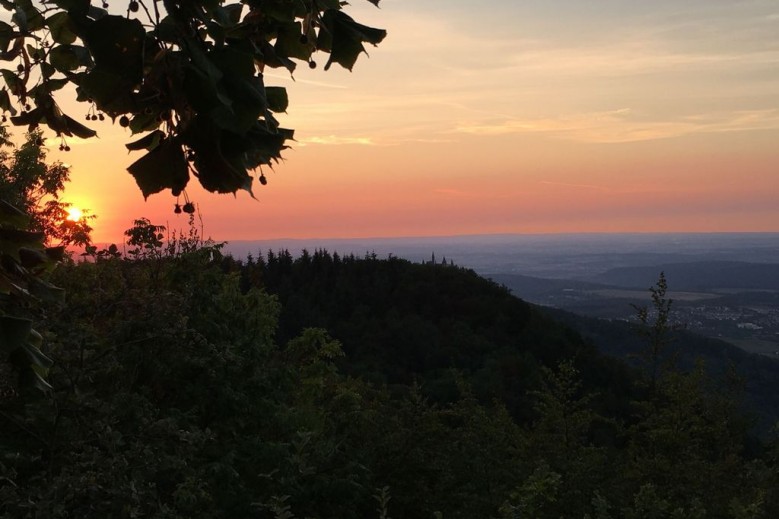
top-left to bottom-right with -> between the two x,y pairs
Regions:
40,0 -> 779,242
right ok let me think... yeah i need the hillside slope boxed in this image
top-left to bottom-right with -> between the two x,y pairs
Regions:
233,250 -> 636,421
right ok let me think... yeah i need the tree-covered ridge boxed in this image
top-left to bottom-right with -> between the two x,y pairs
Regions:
1,244 -> 776,518
231,249 -> 637,422
0,0 -> 385,198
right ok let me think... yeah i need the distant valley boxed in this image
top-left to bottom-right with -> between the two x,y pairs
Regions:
224,233 -> 779,359
491,263 -> 779,359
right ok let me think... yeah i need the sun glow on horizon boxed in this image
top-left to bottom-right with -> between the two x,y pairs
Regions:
66,207 -> 83,222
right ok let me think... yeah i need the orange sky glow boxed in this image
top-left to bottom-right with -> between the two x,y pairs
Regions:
15,0 -> 779,243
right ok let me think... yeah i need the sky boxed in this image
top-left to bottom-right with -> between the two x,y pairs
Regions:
37,0 -> 779,242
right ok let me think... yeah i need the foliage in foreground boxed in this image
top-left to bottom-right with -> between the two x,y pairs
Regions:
0,246 -> 777,518
0,0 -> 385,198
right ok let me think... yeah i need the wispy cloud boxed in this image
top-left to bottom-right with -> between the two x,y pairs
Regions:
264,72 -> 348,90
455,109 -> 779,143
297,135 -> 376,146
538,181 -> 612,191
432,188 -> 522,200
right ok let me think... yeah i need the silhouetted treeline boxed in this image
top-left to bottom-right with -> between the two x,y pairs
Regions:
1,246 -> 776,518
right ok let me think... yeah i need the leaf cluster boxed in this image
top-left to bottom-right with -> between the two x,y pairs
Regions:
0,199 -> 63,394
0,0 -> 386,198
0,127 -> 93,247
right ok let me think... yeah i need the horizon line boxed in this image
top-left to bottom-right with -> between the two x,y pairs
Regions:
88,230 -> 779,246
218,230 -> 779,243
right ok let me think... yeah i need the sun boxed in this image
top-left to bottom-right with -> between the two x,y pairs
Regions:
66,207 -> 83,222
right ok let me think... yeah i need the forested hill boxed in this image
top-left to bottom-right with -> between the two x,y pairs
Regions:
2,247 -> 777,518
542,306 -> 779,433
227,249 -> 636,419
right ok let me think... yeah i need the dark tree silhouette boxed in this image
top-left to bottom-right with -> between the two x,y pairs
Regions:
0,0 -> 385,199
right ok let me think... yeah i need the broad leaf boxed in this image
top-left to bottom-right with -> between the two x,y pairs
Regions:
46,12 -> 77,44
15,0 -> 44,31
62,114 -> 97,138
0,88 -> 17,115
129,112 -> 161,135
1,69 -> 24,95
125,130 -> 165,151
82,15 -> 144,80
127,138 -> 190,199
322,11 -> 386,71
78,67 -> 135,115
18,248 -> 49,269
274,21 -> 313,61
0,200 -> 29,228
0,315 -> 32,353
265,86 -> 289,113
49,44 -> 91,72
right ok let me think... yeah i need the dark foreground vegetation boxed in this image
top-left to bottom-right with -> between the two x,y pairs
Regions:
2,240 -> 778,518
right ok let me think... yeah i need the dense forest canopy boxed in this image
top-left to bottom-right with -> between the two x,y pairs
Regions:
1,243 -> 777,517
0,0 -> 386,198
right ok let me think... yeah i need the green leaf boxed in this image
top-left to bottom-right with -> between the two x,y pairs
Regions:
49,44 -> 92,71
211,46 -> 255,77
1,69 -> 23,94
18,248 -> 48,269
128,112 -> 161,135
45,246 -> 66,263
213,3 -> 243,27
322,11 -> 387,71
260,0 -> 296,21
46,12 -> 77,44
127,138 -> 190,199
28,370 -> 53,392
40,61 -> 57,79
183,118 -> 253,194
0,21 -> 14,54
12,6 -> 28,33
0,88 -> 17,116
89,4 -> 109,18
184,36 -> 224,83
257,40 -> 297,73
183,64 -> 223,112
0,228 -> 46,249
28,277 -> 65,304
42,78 -> 69,92
62,114 -> 97,138
125,129 -> 165,151
274,21 -> 313,61
44,99 -> 97,138
265,86 -> 288,113
78,67 -> 134,115
0,315 -> 32,353
82,15 -> 144,80
10,107 -> 43,128
0,200 -> 29,228
13,0 -> 44,32
209,77 -> 266,133
20,335 -> 54,370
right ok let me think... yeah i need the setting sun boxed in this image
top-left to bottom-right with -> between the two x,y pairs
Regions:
66,207 -> 83,222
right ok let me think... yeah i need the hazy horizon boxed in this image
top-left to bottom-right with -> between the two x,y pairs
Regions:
205,231 -> 779,279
